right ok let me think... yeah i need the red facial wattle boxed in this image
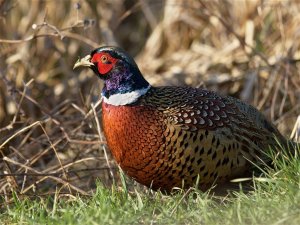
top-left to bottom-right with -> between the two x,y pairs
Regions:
91,53 -> 118,75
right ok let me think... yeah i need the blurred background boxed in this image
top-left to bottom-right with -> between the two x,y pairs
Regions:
0,0 -> 300,197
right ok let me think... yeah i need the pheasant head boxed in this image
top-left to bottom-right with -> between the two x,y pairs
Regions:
74,46 -> 150,105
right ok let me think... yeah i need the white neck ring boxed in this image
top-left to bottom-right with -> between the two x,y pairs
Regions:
102,85 -> 151,106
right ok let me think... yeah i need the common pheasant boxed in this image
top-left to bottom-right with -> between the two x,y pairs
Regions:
74,46 -> 294,192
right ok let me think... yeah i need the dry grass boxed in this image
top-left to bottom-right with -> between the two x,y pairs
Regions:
0,0 -> 300,203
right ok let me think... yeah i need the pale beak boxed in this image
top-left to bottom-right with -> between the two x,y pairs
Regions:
73,55 -> 94,69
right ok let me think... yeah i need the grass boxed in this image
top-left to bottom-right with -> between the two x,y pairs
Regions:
1,146 -> 300,225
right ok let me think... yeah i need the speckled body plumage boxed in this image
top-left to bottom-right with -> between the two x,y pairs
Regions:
74,46 -> 292,192
102,86 -> 286,191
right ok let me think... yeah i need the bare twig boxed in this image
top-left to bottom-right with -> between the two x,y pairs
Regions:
91,101 -> 115,182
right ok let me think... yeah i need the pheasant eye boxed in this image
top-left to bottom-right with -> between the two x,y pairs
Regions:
101,55 -> 108,63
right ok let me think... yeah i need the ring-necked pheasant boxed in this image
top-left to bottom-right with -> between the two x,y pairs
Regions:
74,46 -> 294,192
